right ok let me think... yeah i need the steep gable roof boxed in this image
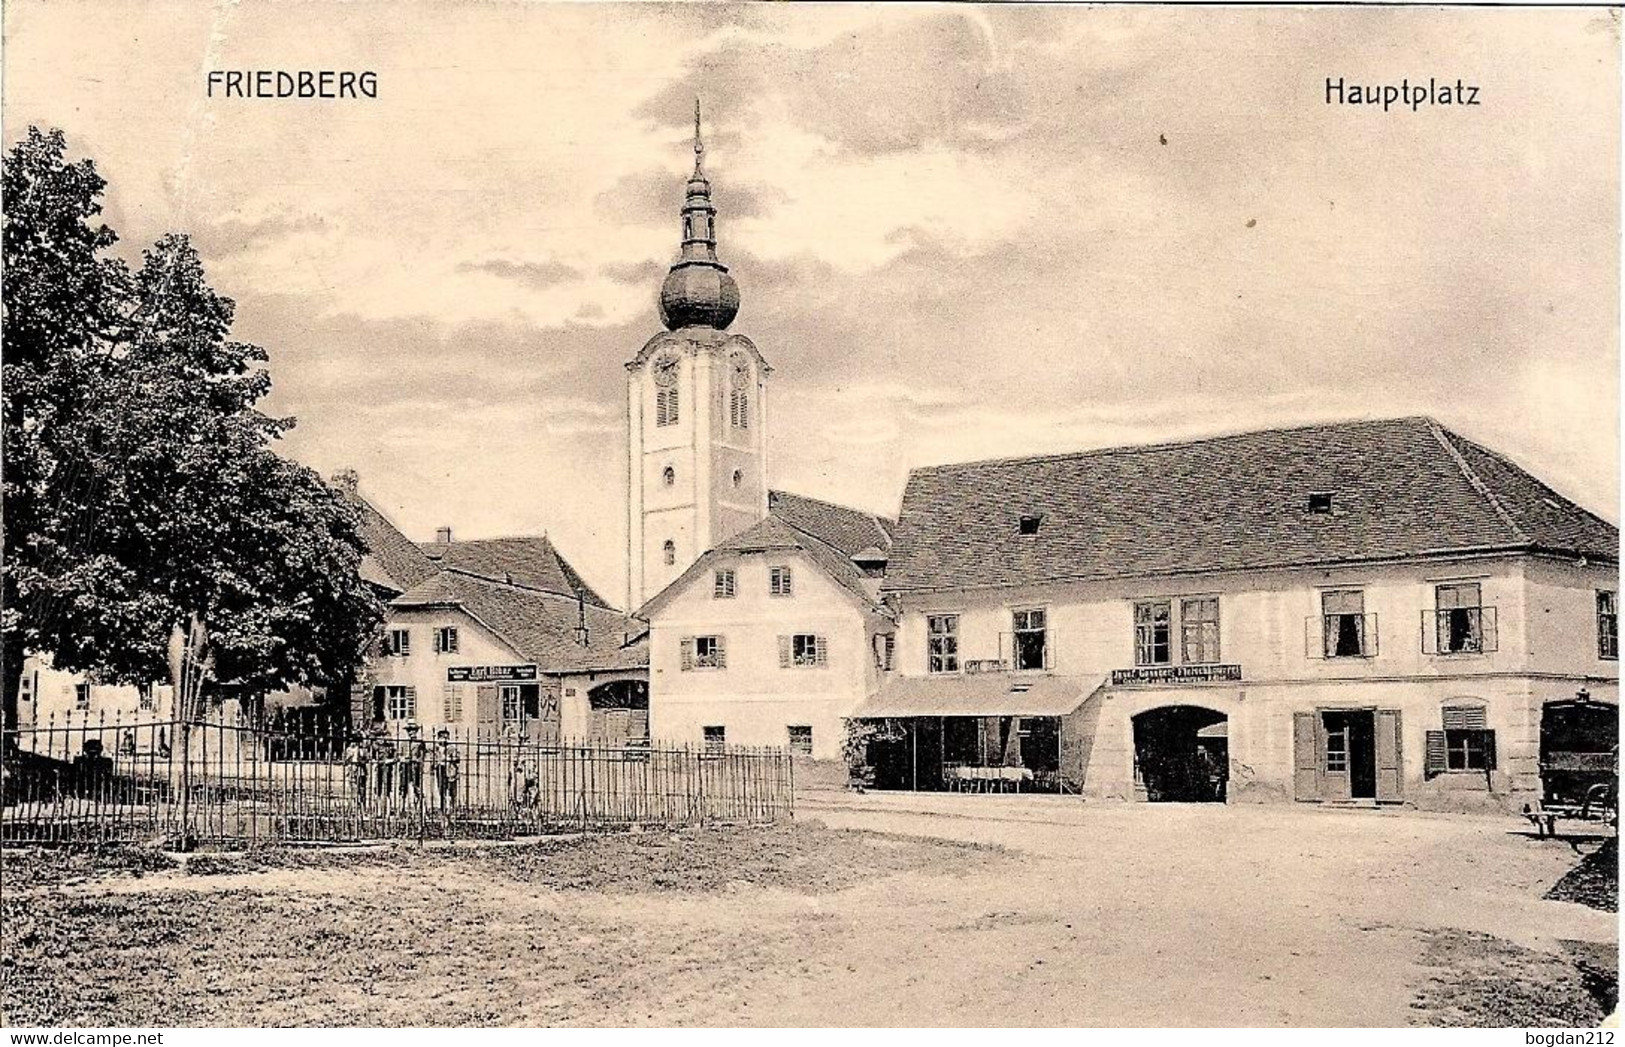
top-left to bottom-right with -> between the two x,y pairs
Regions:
883,416 -> 1618,594
350,496 -> 441,596
418,536 -> 613,608
767,489 -> 895,556
639,497 -> 895,620
392,570 -> 646,674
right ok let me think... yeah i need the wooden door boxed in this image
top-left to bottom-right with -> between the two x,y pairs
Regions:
1292,711 -> 1322,801
475,684 -> 500,730
1320,711 -> 1353,801
1375,709 -> 1403,801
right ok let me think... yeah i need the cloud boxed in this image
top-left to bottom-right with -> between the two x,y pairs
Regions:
456,258 -> 580,291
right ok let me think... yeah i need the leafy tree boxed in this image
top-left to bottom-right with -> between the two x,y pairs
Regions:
2,127 -> 382,731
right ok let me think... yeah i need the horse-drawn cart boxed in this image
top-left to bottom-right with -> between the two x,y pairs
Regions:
1523,697 -> 1617,837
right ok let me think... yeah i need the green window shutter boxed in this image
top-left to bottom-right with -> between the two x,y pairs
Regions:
1424,730 -> 1447,779
679,637 -> 694,672
778,636 -> 791,669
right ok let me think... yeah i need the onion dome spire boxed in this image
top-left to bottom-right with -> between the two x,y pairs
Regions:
659,98 -> 740,331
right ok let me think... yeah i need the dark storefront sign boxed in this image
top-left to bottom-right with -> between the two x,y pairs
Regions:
447,664 -> 539,683
1111,664 -> 1242,686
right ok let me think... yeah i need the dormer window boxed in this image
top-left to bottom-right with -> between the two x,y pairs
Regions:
1307,492 -> 1334,515
1018,514 -> 1042,536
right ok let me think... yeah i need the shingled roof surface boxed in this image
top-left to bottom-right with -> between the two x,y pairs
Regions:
393,570 -> 647,674
353,497 -> 441,595
883,417 -> 1618,594
767,489 -> 895,556
418,536 -> 612,608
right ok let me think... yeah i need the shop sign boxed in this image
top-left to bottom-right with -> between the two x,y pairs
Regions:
447,664 -> 538,683
1110,664 -> 1242,686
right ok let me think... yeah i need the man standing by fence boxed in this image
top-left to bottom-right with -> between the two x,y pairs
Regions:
370,725 -> 396,809
400,721 -> 426,805
431,727 -> 460,811
343,731 -> 369,806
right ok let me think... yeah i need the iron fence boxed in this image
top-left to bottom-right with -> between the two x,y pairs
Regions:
1,710 -> 793,848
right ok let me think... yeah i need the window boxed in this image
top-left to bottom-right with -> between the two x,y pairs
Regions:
876,632 -> 896,672
1599,591 -> 1618,660
18,672 -> 32,705
732,469 -> 743,488
927,614 -> 960,674
1443,705 -> 1493,771
780,634 -> 828,668
74,683 -> 90,711
434,626 -> 459,654
1012,608 -> 1048,670
713,569 -> 736,599
703,725 -> 726,755
681,635 -> 726,671
1180,598 -> 1220,664
1435,582 -> 1485,654
663,540 -> 676,566
500,685 -> 523,723
1134,601 -> 1172,666
383,628 -> 411,657
1018,514 -> 1042,536
662,465 -> 676,487
138,684 -> 155,712
1325,721 -> 1348,773
1307,492 -> 1334,514
1321,590 -> 1369,658
787,725 -> 813,755
380,685 -> 416,721
442,683 -> 463,723
769,566 -> 793,597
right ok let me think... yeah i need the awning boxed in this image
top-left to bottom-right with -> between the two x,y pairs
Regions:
851,674 -> 1100,718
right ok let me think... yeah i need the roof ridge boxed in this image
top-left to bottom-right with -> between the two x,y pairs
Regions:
439,566 -> 627,613
770,487 -> 890,526
1426,421 -> 1531,544
906,415 -> 1440,476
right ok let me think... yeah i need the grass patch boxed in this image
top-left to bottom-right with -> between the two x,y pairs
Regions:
1410,928 -> 1616,1027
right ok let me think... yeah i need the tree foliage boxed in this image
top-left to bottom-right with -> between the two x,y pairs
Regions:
3,127 -> 382,724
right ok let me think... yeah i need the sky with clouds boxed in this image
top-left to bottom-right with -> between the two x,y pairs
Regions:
5,2 -> 1619,606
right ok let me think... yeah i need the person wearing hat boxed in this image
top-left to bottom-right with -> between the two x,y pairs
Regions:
430,727 -> 460,811
400,720 -> 427,805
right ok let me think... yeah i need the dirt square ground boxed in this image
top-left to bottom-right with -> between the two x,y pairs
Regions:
1,797 -> 1615,1027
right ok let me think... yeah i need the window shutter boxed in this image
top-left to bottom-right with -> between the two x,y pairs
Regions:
372,685 -> 387,722
402,686 -> 417,718
629,708 -> 650,743
814,635 -> 828,666
447,629 -> 458,653
433,630 -> 442,654
1483,729 -> 1498,771
476,685 -> 500,726
680,637 -> 694,672
714,638 -> 727,669
1442,705 -> 1487,731
1292,711 -> 1320,801
778,636 -> 791,669
1424,730 -> 1447,779
1481,610 -> 1498,653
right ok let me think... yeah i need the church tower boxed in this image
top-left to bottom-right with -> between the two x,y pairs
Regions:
626,103 -> 770,610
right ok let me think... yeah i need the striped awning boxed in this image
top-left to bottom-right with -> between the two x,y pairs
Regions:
850,674 -> 1100,718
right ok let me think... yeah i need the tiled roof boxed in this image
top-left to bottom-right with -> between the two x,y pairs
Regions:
418,536 -> 612,608
392,570 -> 647,674
767,489 -> 895,556
883,417 -> 1618,594
351,497 -> 441,596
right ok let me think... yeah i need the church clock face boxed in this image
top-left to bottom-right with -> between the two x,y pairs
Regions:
652,354 -> 679,387
729,354 -> 750,390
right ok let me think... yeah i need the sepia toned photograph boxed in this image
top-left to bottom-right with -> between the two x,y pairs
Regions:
0,0 -> 1619,1031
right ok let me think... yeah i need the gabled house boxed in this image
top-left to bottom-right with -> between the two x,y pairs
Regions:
639,490 -> 896,759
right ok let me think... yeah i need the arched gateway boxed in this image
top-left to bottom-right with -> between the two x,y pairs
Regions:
1131,705 -> 1229,802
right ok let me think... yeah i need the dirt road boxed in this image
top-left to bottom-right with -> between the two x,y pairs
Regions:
2,799 -> 1614,1027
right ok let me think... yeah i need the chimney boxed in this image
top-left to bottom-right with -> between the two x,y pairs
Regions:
573,590 -> 590,647
434,526 -> 453,544
329,469 -> 360,496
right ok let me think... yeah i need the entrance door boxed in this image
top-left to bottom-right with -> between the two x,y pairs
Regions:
1303,709 -> 1396,802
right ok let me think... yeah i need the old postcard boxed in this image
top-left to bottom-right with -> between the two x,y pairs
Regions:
1,1 -> 1618,1032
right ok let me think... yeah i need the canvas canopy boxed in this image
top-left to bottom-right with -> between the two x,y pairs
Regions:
851,674 -> 1098,719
